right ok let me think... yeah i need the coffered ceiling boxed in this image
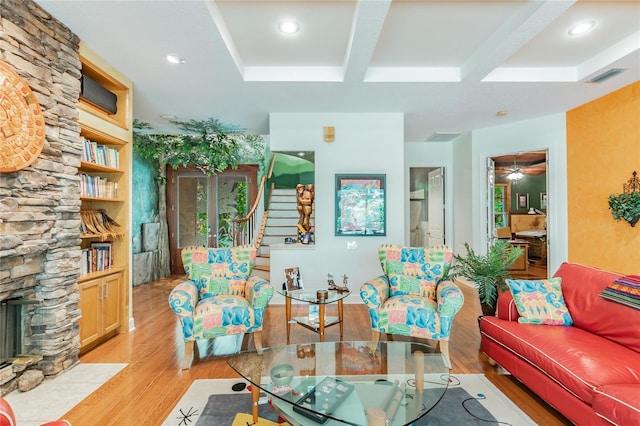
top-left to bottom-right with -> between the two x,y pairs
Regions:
35,0 -> 640,141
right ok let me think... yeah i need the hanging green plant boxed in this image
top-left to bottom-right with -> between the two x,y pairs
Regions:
608,171 -> 640,227
608,191 -> 640,227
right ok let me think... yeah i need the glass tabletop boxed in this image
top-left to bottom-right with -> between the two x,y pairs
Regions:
228,341 -> 449,426
277,288 -> 351,304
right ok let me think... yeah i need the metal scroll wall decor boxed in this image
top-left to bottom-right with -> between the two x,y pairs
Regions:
0,60 -> 46,173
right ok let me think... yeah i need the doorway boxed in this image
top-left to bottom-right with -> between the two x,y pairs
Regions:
488,151 -> 548,279
409,167 -> 445,247
166,165 -> 258,275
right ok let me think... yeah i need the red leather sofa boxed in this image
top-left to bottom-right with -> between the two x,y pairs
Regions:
479,262 -> 640,425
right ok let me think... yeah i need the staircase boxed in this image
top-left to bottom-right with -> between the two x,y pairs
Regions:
253,187 -> 314,281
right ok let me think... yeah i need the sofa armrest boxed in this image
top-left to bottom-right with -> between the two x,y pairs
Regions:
496,290 -> 520,321
246,275 -> 274,308
360,276 -> 390,309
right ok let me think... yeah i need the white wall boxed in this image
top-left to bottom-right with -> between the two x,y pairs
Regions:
451,133 -> 473,255
269,113 -> 405,303
470,113 -> 568,275
403,141 -> 454,248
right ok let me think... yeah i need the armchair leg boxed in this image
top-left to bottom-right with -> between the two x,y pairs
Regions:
182,340 -> 194,370
439,340 -> 452,369
253,331 -> 263,353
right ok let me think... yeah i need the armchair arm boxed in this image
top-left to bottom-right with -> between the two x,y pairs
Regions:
246,275 -> 273,331
436,280 -> 465,336
246,275 -> 274,308
168,280 -> 199,340
360,276 -> 390,309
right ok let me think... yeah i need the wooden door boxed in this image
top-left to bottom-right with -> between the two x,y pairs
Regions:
167,165 -> 258,275
102,272 -> 121,335
78,279 -> 100,348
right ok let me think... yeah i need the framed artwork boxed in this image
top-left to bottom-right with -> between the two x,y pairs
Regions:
284,266 -> 303,291
540,193 -> 547,209
335,174 -> 386,236
516,193 -> 529,210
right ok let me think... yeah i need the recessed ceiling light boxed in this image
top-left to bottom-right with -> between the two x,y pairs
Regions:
161,115 -> 177,120
496,110 -> 508,117
278,20 -> 299,34
166,54 -> 186,64
568,20 -> 595,36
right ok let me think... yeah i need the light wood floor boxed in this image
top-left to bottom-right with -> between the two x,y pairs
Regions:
67,275 -> 571,425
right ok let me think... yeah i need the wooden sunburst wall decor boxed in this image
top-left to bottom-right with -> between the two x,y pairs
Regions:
0,60 -> 46,173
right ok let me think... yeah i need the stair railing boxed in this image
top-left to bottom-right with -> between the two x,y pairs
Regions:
233,154 -> 276,246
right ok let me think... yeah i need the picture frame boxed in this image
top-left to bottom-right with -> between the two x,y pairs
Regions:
335,174 -> 386,236
284,266 -> 303,291
516,193 -> 529,210
540,193 -> 547,210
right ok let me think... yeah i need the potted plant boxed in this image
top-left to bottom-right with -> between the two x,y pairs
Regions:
450,240 -> 524,317
608,191 -> 640,227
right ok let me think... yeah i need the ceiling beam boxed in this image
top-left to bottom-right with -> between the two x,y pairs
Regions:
461,0 -> 576,82
343,0 -> 391,82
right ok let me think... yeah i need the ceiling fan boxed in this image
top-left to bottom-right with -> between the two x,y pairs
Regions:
505,156 -> 524,181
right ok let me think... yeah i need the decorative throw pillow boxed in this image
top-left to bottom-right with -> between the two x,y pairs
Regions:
600,275 -> 640,310
506,277 -> 573,325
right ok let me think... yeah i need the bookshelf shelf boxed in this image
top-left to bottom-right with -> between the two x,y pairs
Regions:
80,161 -> 124,174
78,266 -> 125,284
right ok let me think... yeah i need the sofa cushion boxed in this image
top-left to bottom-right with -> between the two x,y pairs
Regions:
378,244 -> 452,297
593,384 -> 640,425
506,277 -> 573,325
480,316 -> 640,406
182,246 -> 256,299
378,295 -> 441,338
554,263 -> 640,353
193,295 -> 254,338
388,274 -> 437,298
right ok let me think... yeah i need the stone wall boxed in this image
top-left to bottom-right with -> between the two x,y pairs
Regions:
0,0 -> 83,395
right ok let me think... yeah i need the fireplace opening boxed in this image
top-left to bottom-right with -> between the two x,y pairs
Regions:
1,298 -> 40,368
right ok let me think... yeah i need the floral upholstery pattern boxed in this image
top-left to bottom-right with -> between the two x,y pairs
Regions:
361,244 -> 464,367
169,246 -> 273,345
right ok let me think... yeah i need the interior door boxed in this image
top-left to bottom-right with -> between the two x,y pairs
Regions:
427,168 -> 445,246
487,157 -> 497,246
167,165 -> 257,275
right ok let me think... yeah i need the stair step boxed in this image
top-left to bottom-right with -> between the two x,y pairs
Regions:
266,219 -> 299,226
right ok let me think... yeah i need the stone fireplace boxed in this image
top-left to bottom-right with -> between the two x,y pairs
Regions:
0,0 -> 83,395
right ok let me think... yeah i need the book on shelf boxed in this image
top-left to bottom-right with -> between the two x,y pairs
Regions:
80,242 -> 113,274
79,174 -> 118,199
81,137 -> 119,169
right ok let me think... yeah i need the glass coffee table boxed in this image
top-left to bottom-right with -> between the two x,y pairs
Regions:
278,289 -> 351,342
228,341 -> 449,426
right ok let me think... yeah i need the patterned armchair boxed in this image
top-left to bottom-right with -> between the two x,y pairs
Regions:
360,244 -> 464,368
168,245 -> 274,369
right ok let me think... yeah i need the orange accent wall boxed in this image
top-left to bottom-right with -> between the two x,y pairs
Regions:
566,81 -> 640,274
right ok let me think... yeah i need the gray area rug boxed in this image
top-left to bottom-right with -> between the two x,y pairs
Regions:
195,386 -> 498,425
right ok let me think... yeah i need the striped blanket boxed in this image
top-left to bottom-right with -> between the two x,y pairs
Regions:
600,275 -> 640,310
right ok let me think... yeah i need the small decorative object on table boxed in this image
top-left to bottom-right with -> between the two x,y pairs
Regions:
293,377 -> 355,424
327,273 -> 350,293
270,363 -> 294,394
284,267 -> 303,291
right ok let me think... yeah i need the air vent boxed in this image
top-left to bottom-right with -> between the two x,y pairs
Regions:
425,132 -> 462,142
587,68 -> 626,84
